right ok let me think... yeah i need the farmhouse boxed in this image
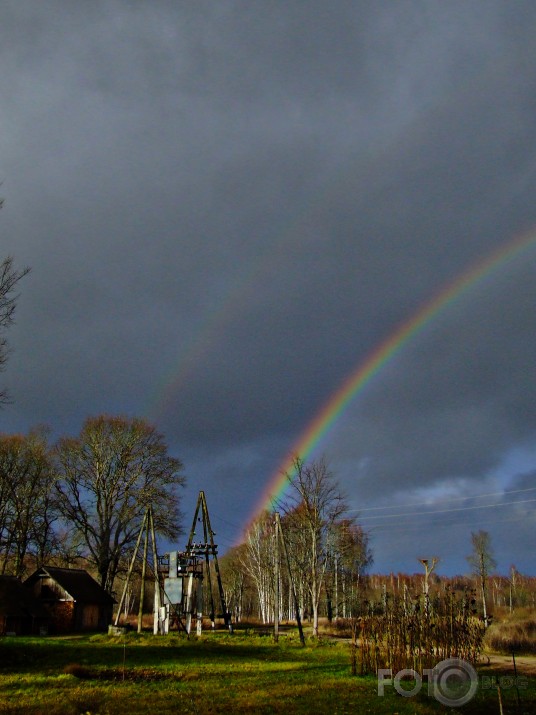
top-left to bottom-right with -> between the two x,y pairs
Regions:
24,566 -> 115,633
0,575 -> 49,636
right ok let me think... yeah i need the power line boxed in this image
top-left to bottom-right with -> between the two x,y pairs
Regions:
367,509 -> 536,535
358,498 -> 536,522
209,512 -> 244,531
348,486 -> 536,513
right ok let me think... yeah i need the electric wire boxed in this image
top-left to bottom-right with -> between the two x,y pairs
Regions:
347,486 -> 536,513
367,509 -> 536,535
357,498 -> 536,522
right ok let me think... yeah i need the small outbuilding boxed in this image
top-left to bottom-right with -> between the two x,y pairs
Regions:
25,566 -> 115,633
0,575 -> 49,636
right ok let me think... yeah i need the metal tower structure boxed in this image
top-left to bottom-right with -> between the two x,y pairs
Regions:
159,490 -> 232,634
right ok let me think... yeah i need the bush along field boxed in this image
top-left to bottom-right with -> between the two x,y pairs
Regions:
484,607 -> 536,655
0,627 -> 535,715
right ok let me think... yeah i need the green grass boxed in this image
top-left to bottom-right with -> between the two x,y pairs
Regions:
0,630 -> 534,714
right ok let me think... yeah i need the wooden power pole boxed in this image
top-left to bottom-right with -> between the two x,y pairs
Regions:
115,507 -> 162,632
274,515 -> 280,642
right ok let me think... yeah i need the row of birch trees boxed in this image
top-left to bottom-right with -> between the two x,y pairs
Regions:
221,456 -> 373,636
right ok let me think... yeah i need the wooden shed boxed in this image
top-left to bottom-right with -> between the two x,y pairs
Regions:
25,567 -> 115,633
0,575 -> 49,636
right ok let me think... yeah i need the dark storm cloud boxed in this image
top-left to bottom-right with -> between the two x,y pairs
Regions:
1,1 -> 536,572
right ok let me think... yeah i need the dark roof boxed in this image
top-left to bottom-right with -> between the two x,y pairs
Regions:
0,575 -> 48,618
25,567 -> 116,605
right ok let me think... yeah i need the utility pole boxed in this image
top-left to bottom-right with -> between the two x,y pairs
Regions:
137,514 -> 149,633
184,491 -> 232,633
115,507 -> 161,633
149,509 -> 162,635
334,554 -> 338,621
115,510 -> 148,627
274,515 -> 280,642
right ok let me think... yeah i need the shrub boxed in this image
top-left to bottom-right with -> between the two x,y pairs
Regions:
63,663 -> 92,679
485,618 -> 536,654
354,587 -> 486,674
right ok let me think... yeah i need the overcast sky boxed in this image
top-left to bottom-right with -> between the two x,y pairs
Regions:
1,1 -> 536,576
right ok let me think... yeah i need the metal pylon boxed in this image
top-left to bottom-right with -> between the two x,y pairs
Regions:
185,490 -> 232,632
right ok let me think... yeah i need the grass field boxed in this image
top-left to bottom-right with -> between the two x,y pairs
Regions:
0,628 -> 534,714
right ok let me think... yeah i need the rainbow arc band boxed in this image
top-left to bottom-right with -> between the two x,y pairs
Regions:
246,231 -> 536,531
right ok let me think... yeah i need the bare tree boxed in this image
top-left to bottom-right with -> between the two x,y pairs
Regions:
418,557 -> 439,616
282,503 -> 312,621
239,510 -> 275,623
467,530 -> 496,627
54,415 -> 185,593
331,518 -> 373,618
219,543 -> 250,623
0,254 -> 30,403
282,456 -> 347,637
508,564 -> 520,613
0,428 -> 58,576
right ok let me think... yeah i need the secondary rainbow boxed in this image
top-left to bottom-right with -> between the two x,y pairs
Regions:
247,230 -> 536,527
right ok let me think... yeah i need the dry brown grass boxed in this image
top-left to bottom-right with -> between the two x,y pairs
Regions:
338,587 -> 486,674
485,611 -> 536,654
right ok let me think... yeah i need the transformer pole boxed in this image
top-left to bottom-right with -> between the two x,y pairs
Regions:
137,514 -> 149,633
148,508 -> 162,635
274,515 -> 280,642
115,509 -> 148,626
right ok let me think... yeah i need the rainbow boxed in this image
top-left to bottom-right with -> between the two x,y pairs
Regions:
247,230 -> 536,528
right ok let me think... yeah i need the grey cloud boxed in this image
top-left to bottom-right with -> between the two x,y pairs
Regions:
1,1 -> 536,573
